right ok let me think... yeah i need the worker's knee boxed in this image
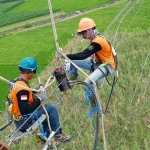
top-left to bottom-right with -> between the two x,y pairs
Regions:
45,103 -> 58,114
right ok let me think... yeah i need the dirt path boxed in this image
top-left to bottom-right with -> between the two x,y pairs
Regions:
0,11 -> 83,34
0,0 -> 120,35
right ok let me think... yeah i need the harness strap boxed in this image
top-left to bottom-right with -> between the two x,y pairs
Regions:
15,78 -> 30,87
97,35 -> 118,70
8,78 -> 32,121
90,58 -> 111,73
99,59 -> 111,68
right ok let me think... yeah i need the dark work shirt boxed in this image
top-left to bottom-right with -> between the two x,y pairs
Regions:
66,42 -> 102,60
16,90 -> 41,115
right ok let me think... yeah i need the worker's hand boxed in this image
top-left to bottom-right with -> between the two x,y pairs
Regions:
55,47 -> 63,58
55,47 -> 66,59
61,53 -> 67,59
59,48 -> 66,58
35,83 -> 44,90
38,92 -> 47,101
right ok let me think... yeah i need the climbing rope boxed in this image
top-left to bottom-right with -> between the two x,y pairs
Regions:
103,0 -> 133,36
112,0 -> 142,45
1,0 -> 147,149
115,0 -> 145,50
0,75 -> 56,149
41,104 -> 57,150
141,73 -> 150,103
130,49 -> 150,104
102,0 -> 144,113
47,0 -> 63,69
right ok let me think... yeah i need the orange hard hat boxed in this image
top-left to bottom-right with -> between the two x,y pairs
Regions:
77,18 -> 96,33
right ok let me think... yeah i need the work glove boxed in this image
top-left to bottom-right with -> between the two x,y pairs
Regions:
35,83 -> 44,90
38,92 -> 47,102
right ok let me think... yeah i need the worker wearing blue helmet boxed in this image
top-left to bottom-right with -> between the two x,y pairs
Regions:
10,57 -> 72,148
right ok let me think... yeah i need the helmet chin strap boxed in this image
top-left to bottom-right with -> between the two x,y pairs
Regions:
86,28 -> 99,40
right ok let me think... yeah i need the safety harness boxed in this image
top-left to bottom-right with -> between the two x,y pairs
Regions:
7,78 -> 34,121
90,35 -> 118,72
90,35 -> 118,113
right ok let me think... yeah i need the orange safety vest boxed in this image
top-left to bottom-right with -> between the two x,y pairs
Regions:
91,36 -> 115,69
11,80 -> 34,115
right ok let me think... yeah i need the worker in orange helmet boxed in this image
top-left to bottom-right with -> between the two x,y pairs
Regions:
66,17 -> 116,107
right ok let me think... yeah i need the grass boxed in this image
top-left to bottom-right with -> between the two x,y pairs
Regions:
10,0 -> 110,13
0,13 -> 61,33
0,9 -> 58,27
1,28 -> 150,149
0,0 -> 150,149
0,0 -> 23,13
0,0 -> 149,108
0,0 -> 130,109
0,0 -> 112,27
106,29 -> 150,149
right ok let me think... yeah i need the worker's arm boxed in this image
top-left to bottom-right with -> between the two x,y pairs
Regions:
17,90 -> 41,115
66,42 -> 101,60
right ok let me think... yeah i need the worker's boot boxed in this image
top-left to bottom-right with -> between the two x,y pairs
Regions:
89,96 -> 96,107
55,131 -> 72,143
68,73 -> 78,80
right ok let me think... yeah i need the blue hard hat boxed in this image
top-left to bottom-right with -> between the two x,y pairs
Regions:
19,57 -> 37,71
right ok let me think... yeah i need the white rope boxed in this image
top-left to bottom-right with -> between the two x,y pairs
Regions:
101,1 -> 144,148
61,51 -> 106,150
47,0 -> 63,69
61,51 -> 103,105
0,74 -> 57,148
115,0 -> 145,50
141,73 -> 150,103
47,0 -> 59,51
42,104 -> 57,150
2,0 -> 143,149
101,113 -> 107,149
44,77 -> 55,90
0,76 -> 42,92
45,75 -> 54,87
103,0 -> 132,36
42,97 -> 83,150
113,0 -> 141,45
1,1 -> 105,149
48,0 -> 103,118
1,78 -> 59,148
0,75 -> 55,93
130,49 -> 150,104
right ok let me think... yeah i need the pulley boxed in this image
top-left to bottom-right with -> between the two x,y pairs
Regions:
54,68 -> 71,92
